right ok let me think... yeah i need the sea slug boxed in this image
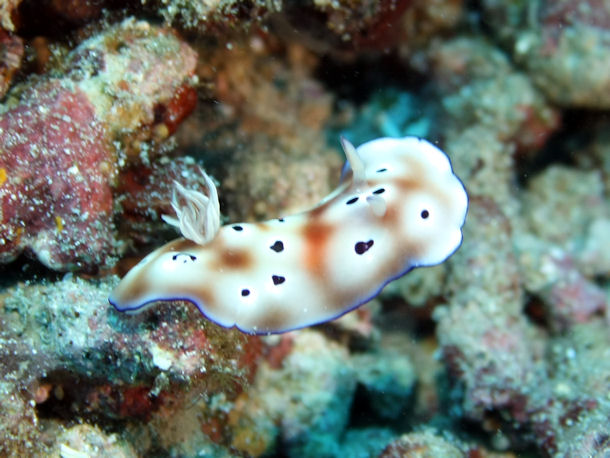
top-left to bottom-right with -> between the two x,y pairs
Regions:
109,136 -> 468,334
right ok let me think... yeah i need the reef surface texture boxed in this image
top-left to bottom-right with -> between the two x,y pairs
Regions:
0,1 -> 609,457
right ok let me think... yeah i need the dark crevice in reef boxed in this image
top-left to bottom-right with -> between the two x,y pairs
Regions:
0,254 -> 63,289
522,295 -> 551,329
35,369 -> 158,431
315,53 -> 428,106
516,109 -> 610,186
347,383 -> 414,432
14,0 -> 140,39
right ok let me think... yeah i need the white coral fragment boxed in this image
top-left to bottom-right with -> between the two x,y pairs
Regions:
162,169 -> 220,245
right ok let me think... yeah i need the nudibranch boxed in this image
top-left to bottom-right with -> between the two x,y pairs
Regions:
109,136 -> 468,334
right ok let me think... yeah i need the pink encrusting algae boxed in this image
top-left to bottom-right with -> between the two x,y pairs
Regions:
0,81 -> 114,270
0,18 -> 197,271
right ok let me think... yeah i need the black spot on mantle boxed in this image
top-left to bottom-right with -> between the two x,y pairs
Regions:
270,241 -> 284,252
355,240 -> 374,255
172,253 -> 197,262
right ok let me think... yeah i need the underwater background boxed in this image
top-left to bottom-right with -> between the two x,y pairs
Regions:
0,0 -> 609,456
